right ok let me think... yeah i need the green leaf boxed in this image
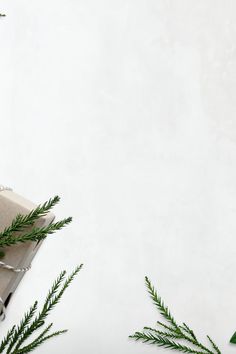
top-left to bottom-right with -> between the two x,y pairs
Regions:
230,331 -> 236,344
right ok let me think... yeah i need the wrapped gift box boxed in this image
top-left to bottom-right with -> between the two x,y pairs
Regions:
0,189 -> 54,320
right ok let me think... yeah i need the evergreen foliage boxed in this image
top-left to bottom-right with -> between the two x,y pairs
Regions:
0,196 -> 72,253
0,195 -> 82,353
130,277 -> 221,354
0,265 -> 83,354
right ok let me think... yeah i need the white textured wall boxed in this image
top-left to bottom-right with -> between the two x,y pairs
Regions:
0,1 -> 236,353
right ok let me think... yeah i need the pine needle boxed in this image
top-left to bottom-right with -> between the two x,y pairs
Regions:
130,331 -> 208,354
6,302 -> 38,354
0,211 -> 72,248
130,277 -> 221,354
0,196 -> 71,249
145,276 -> 179,332
0,327 -> 16,353
0,265 -> 83,354
207,336 -> 221,354
0,196 -> 60,240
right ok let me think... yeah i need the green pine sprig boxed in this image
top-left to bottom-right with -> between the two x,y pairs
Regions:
0,218 -> 72,248
0,196 -> 72,251
130,277 -> 221,354
0,265 -> 83,354
0,196 -> 60,238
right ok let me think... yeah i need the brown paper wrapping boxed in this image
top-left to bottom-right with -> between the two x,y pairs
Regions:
0,190 -> 54,319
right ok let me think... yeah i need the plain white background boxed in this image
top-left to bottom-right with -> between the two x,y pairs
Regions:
0,0 -> 236,353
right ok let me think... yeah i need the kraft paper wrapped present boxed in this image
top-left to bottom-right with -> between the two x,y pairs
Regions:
0,189 -> 54,320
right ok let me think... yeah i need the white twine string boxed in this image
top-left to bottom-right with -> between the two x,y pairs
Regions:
0,297 -> 5,321
0,262 -> 31,273
0,185 -> 12,192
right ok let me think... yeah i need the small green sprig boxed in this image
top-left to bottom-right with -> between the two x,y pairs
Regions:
0,196 -> 60,238
0,265 -> 83,354
0,218 -> 72,248
130,277 -> 221,354
0,196 -> 72,251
